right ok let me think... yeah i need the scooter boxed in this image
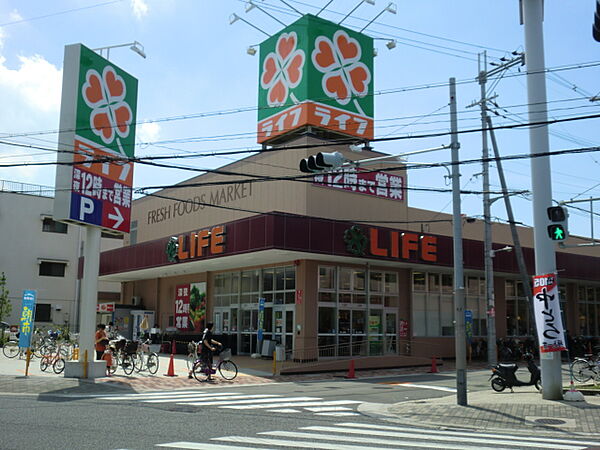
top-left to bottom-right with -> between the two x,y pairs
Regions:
489,353 -> 541,392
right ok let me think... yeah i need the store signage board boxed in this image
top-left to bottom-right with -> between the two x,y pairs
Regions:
96,303 -> 115,313
54,43 -> 138,234
257,14 -> 373,144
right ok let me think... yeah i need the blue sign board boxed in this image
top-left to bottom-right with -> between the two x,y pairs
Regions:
18,290 -> 37,348
465,309 -> 473,343
257,298 -> 265,342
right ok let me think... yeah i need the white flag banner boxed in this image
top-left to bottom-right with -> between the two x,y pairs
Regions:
532,272 -> 567,353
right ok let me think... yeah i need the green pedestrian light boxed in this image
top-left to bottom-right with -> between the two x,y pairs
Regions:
546,206 -> 568,242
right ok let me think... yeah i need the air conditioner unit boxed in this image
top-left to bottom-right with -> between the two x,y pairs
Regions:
132,296 -> 141,306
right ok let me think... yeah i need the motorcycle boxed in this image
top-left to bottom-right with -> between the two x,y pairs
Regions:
489,353 -> 541,392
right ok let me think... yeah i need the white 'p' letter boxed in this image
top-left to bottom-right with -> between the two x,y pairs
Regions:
79,197 -> 94,221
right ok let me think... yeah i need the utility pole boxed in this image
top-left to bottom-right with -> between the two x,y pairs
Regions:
450,77 -> 467,406
469,51 -> 524,368
478,51 -> 497,368
521,0 -> 563,399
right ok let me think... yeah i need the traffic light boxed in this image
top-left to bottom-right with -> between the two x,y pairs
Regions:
299,151 -> 345,173
594,0 -> 600,42
547,206 -> 568,242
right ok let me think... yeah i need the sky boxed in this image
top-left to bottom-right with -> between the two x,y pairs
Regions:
0,0 -> 599,241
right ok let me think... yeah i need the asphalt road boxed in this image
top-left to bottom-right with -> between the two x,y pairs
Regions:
0,369 -> 499,450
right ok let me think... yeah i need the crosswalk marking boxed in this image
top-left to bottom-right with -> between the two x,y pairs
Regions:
103,389 -> 364,417
333,422 -> 600,447
157,421 -> 600,450
221,400 -> 361,410
300,426 -> 582,449
183,396 -> 321,407
214,435 -> 390,450
102,391 -> 208,400
259,430 -> 497,450
388,382 -> 457,392
157,442 -> 269,450
146,394 -> 277,404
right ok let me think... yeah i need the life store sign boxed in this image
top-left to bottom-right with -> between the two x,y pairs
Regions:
257,14 -> 373,144
532,273 -> 567,353
54,43 -> 138,234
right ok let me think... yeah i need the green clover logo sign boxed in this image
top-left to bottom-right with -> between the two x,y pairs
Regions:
166,237 -> 179,263
344,225 -> 368,256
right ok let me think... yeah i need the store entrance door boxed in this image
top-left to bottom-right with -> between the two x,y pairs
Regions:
273,305 -> 294,356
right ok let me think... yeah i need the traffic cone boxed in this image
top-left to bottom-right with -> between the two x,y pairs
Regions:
428,356 -> 438,373
345,359 -> 356,379
164,340 -> 177,377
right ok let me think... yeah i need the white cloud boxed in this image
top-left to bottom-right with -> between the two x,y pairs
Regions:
137,122 -> 160,143
131,0 -> 149,20
0,54 -> 63,186
9,9 -> 23,22
0,27 -> 5,49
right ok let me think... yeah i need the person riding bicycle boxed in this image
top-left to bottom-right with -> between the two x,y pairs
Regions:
201,322 -> 221,381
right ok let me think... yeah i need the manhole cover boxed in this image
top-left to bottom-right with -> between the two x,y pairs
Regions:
534,418 -> 566,425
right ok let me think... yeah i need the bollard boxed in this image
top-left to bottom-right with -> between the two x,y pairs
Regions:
83,350 -> 88,379
272,350 -> 277,376
345,359 -> 356,379
25,348 -> 31,377
72,347 -> 79,361
428,355 -> 438,373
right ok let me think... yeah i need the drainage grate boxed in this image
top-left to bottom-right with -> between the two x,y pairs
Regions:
534,418 -> 567,425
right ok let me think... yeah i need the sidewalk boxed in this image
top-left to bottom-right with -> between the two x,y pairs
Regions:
362,388 -> 600,435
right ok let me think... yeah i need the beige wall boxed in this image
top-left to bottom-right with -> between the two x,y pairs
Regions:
128,135 -> 409,245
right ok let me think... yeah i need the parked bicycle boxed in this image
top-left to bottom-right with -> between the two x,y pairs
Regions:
132,339 -> 159,375
2,340 -> 19,358
191,347 -> 238,382
570,347 -> 600,383
106,338 -> 136,375
39,344 -> 67,374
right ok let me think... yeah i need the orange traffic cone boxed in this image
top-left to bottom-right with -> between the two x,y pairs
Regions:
428,356 -> 438,373
345,359 -> 357,379
164,340 -> 178,377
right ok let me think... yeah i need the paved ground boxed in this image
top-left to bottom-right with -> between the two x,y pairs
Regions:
2,353 -> 600,436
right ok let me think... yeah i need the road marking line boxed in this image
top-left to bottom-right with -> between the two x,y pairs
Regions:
390,382 -> 457,392
184,396 -> 320,406
222,400 -> 361,410
303,425 -> 587,449
102,391 -> 209,400
304,406 -> 353,412
314,412 -> 359,416
260,431 -> 498,450
213,435 -> 392,450
267,408 -> 300,413
157,442 -> 267,449
334,422 -> 600,447
146,394 -> 276,403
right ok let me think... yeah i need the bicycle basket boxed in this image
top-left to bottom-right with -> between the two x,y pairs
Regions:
219,348 -> 232,361
123,341 -> 138,354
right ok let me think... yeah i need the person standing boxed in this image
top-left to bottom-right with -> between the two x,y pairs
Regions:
201,322 -> 221,381
95,324 -> 108,360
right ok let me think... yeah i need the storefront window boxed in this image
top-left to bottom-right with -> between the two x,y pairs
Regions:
319,266 -> 335,290
352,310 -> 366,334
353,270 -> 366,291
413,272 -> 426,291
440,295 -> 453,336
339,268 -> 352,291
505,279 -> 533,337
319,307 -> 336,334
370,272 -> 383,293
285,266 -> 295,290
263,269 -> 274,291
370,294 -> 383,305
428,273 -> 440,293
385,273 -> 398,293
441,273 -> 453,293
577,284 -> 600,336
339,310 -> 351,334
275,267 -> 285,291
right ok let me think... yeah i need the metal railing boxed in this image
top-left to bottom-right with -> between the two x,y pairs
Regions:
0,179 -> 55,198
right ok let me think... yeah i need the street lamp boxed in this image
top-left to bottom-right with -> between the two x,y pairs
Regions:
92,41 -> 146,60
229,12 -> 271,37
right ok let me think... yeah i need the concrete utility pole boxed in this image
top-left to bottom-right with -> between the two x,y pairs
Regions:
470,51 -> 524,368
477,51 -> 497,368
521,0 -> 563,399
450,77 -> 467,406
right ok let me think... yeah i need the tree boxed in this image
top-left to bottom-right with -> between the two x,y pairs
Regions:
0,272 -> 11,323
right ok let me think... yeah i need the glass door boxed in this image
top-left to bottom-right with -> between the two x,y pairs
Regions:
273,305 -> 295,357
